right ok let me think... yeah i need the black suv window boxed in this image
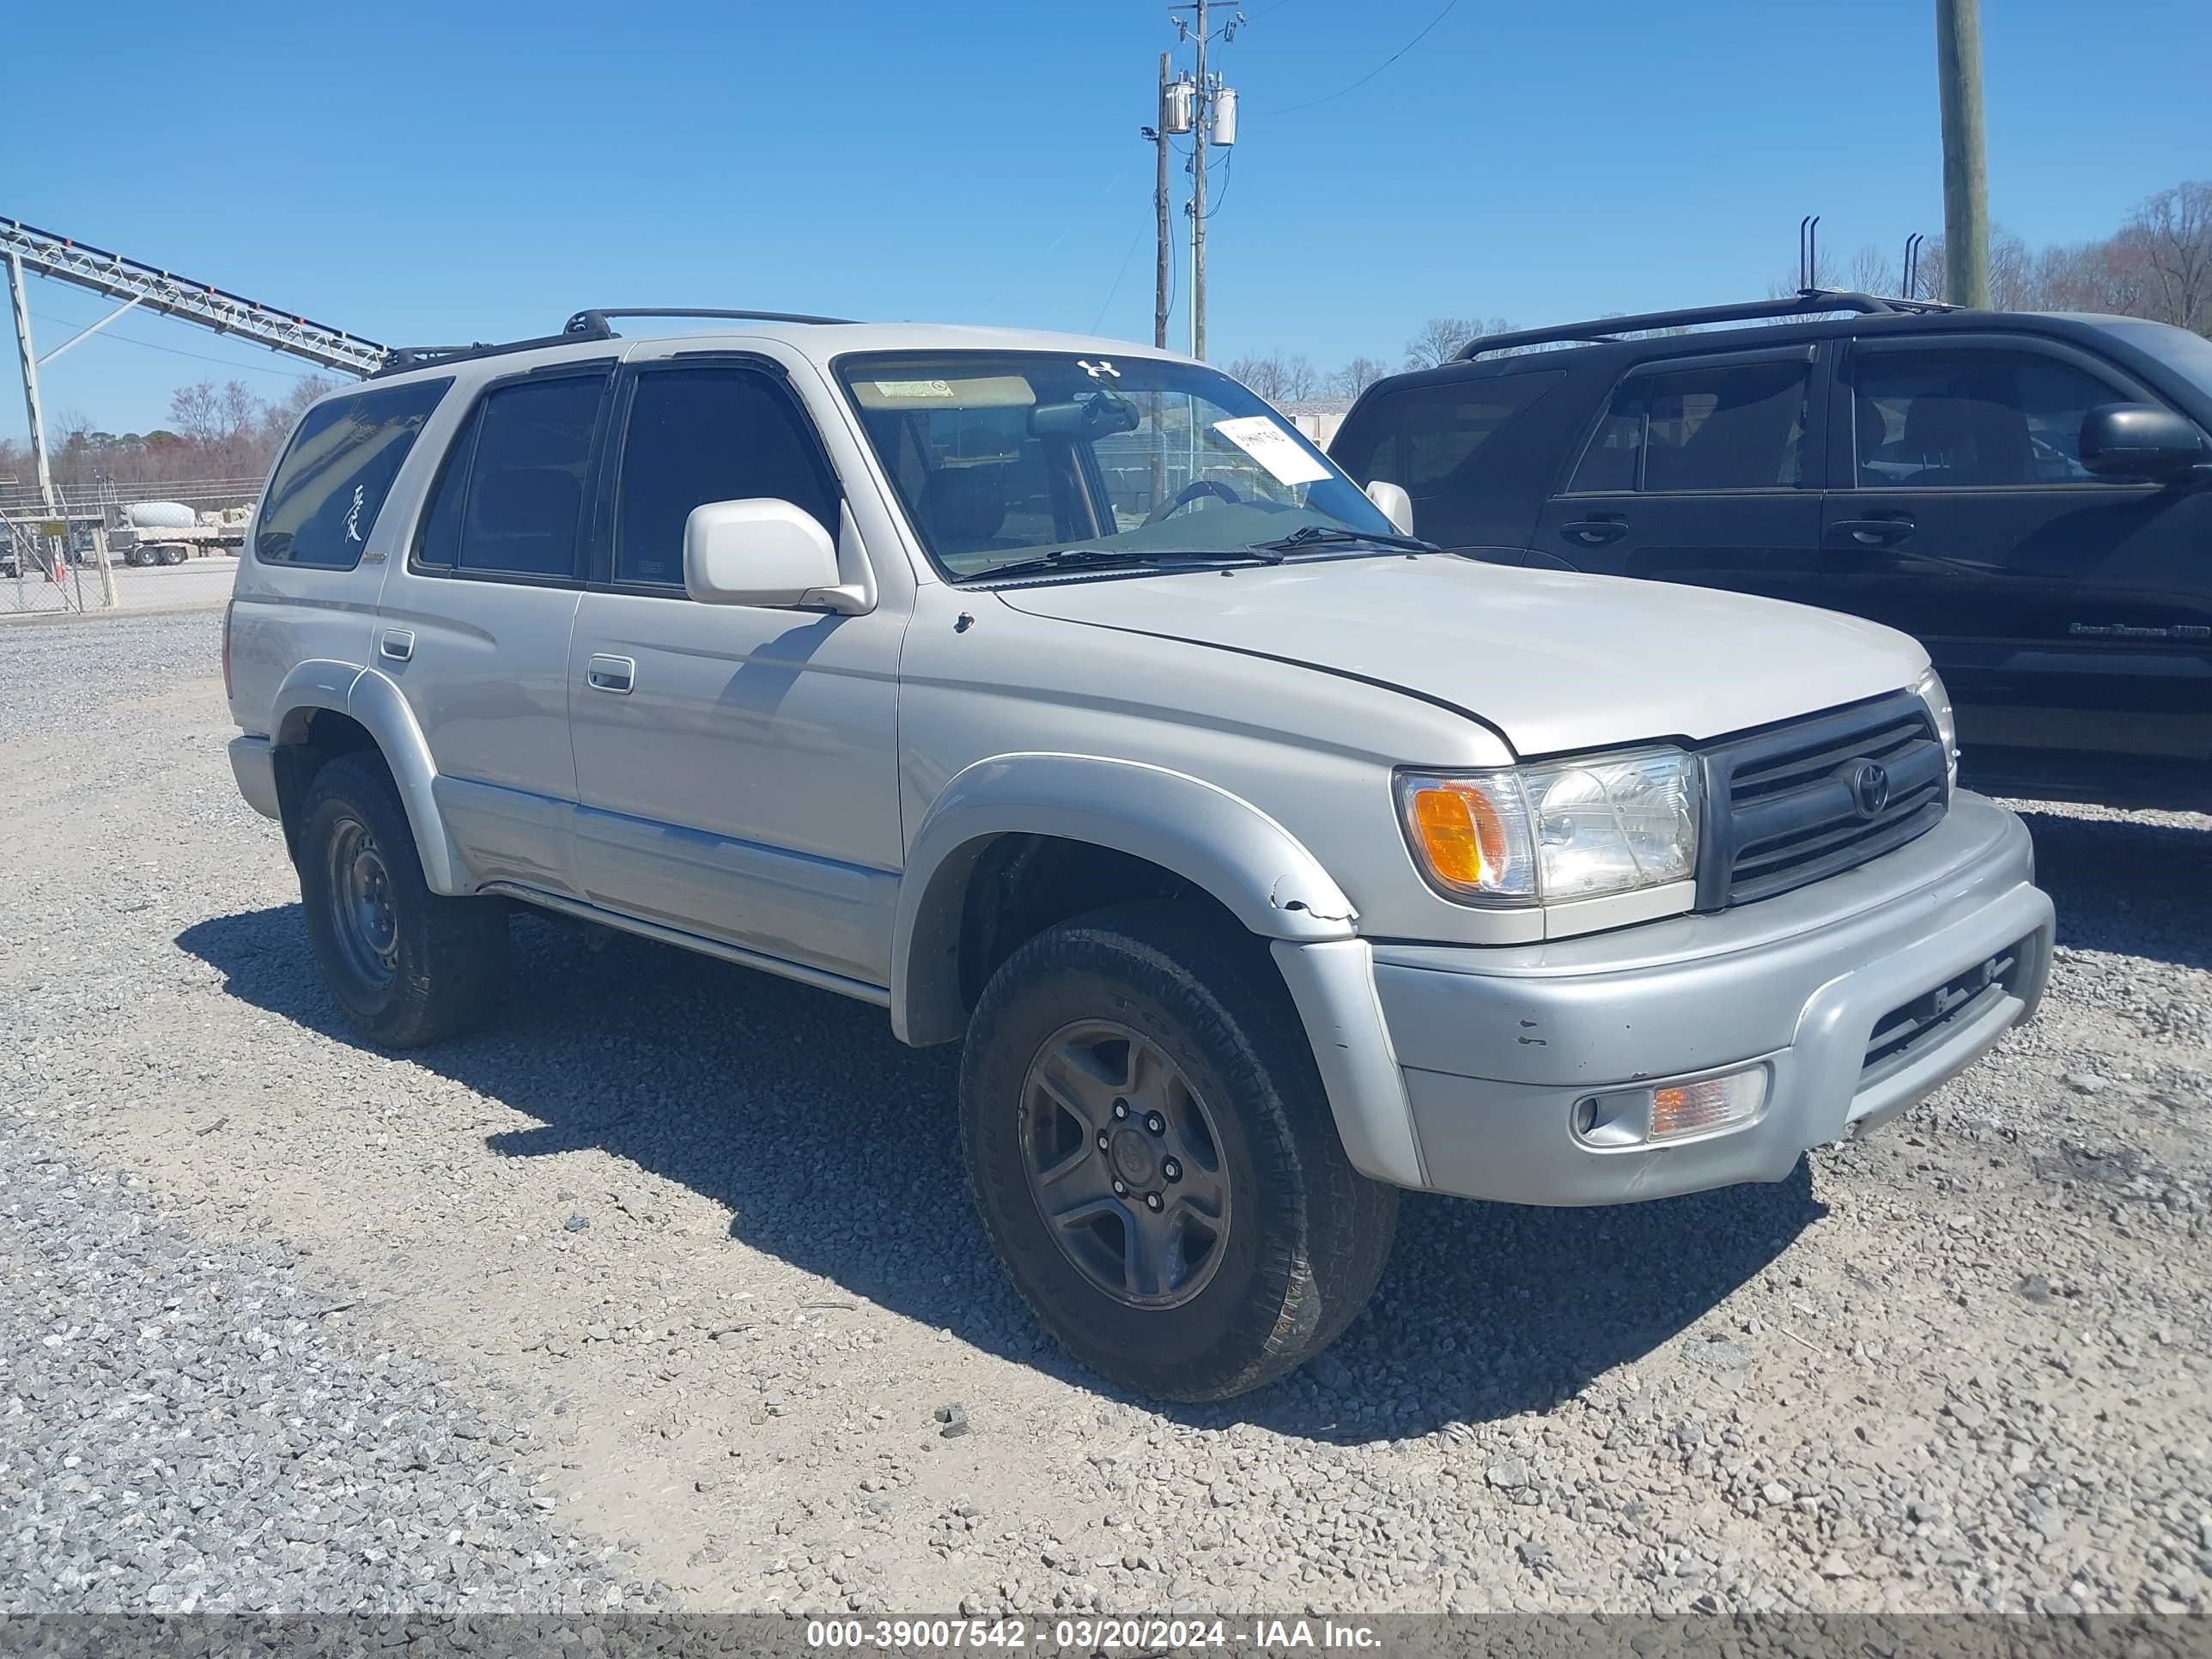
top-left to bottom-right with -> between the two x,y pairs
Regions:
416,373 -> 606,579
255,379 -> 451,568
1568,359 -> 1808,493
611,367 -> 839,588
1336,372 -> 1564,492
1852,347 -> 2135,488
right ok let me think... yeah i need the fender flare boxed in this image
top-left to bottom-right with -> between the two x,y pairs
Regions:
890,752 -> 1358,1046
270,661 -> 464,894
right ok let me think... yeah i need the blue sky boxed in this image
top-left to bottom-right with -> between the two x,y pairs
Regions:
6,0 -> 2207,441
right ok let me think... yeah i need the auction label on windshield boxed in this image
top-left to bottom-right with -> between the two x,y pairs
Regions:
1211,416 -> 1331,485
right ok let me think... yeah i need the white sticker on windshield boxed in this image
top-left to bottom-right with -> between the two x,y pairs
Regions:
872,379 -> 957,398
1212,416 -> 1331,485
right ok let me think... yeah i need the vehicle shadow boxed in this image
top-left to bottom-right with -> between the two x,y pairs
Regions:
177,904 -> 1822,1441
2013,805 -> 2212,973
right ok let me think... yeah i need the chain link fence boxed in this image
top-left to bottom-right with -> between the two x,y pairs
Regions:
2,477 -> 257,618
2,520 -> 112,616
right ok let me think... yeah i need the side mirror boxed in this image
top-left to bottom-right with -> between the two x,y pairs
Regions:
684,499 -> 857,611
2079,403 -> 2210,483
1365,478 -> 1415,538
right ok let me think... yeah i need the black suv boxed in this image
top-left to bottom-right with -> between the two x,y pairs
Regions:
1331,293 -> 2212,809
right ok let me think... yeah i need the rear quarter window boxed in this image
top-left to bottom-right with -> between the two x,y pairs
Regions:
254,378 -> 452,568
1335,371 -> 1566,493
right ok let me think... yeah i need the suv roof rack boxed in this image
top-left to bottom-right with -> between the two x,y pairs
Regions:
562,307 -> 857,333
371,307 -> 858,379
1455,289 -> 1962,362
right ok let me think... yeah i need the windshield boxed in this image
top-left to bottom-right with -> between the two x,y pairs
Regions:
835,350 -> 1401,579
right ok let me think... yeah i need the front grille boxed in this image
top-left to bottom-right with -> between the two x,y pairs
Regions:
1860,941 -> 2026,1091
1696,692 -> 1949,909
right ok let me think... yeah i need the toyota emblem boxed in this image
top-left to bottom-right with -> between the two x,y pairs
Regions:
1849,759 -> 1892,817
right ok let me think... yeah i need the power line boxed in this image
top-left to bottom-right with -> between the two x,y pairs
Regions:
1091,210 -> 1151,332
31,307 -> 325,380
1260,0 -> 1462,115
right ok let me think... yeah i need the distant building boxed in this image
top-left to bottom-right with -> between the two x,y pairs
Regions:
1277,398 -> 1353,450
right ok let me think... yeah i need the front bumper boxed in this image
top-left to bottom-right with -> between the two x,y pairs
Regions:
1275,793 -> 2051,1206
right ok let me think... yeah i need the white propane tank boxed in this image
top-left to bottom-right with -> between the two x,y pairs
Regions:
1210,86 -> 1237,147
124,500 -> 196,530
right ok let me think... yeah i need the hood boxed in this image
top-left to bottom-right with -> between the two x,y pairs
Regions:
990,556 -> 1927,757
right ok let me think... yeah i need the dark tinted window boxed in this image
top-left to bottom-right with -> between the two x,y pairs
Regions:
1568,360 -> 1808,493
1337,372 -> 1563,491
255,379 -> 450,568
612,368 -> 838,586
416,374 -> 604,578
1853,348 -> 2135,488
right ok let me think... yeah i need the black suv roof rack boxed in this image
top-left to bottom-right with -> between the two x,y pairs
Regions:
1455,289 -> 1962,362
371,307 -> 857,379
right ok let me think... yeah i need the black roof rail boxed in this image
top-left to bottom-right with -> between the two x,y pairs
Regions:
1455,289 -> 1962,361
371,307 -> 857,380
371,319 -> 616,379
562,307 -> 857,335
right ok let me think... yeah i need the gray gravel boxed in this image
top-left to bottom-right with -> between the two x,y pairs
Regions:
0,1115 -> 665,1614
2,611 -> 2208,1618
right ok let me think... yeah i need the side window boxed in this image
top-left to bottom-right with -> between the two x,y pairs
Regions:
255,378 -> 451,568
612,368 -> 840,587
1566,360 -> 1808,493
415,373 -> 605,579
1854,348 -> 2136,488
1338,372 -> 1563,492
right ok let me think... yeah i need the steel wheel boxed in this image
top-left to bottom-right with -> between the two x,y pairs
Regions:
325,815 -> 399,989
1018,1018 -> 1231,1310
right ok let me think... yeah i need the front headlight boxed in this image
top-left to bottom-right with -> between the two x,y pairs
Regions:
1913,667 -> 1959,789
1397,747 -> 1699,907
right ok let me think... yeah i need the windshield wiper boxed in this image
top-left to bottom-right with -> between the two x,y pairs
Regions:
966,545 -> 1284,582
1251,525 -> 1437,555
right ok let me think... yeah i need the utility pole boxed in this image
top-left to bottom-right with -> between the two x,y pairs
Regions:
6,251 -> 58,513
1153,52 -> 1171,350
1935,0 -> 1990,307
1189,0 -> 1209,360
1165,3 -> 1241,361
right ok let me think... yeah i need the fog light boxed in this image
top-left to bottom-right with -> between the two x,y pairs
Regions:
1574,1064 -> 1769,1148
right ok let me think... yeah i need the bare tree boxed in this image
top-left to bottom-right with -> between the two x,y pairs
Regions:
1226,353 -> 1283,399
168,381 -> 224,447
1328,356 -> 1391,397
1226,352 -> 1320,404
2127,180 -> 2212,335
1278,354 -> 1319,400
1401,316 -> 1480,370
1848,243 -> 1896,298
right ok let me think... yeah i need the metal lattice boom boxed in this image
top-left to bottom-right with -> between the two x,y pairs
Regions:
2,216 -> 386,376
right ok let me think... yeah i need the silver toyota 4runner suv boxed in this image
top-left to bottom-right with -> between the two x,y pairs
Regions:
224,308 -> 2054,1401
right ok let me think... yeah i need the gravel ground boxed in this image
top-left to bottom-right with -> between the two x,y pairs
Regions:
2,611 -> 2207,1617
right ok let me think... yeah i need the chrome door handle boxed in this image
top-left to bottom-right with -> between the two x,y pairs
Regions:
379,628 -> 415,662
586,653 -> 636,694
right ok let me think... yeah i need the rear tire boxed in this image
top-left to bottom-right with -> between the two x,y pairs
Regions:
961,901 -> 1396,1401
296,753 -> 507,1047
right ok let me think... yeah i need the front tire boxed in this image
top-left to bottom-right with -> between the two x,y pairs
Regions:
961,902 -> 1396,1401
296,753 -> 507,1047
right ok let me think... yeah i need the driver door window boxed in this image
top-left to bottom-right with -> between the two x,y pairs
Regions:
611,367 -> 837,589
1851,348 -> 2136,488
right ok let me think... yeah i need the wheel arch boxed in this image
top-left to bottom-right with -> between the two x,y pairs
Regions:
270,662 -> 462,892
890,754 -> 1358,1047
